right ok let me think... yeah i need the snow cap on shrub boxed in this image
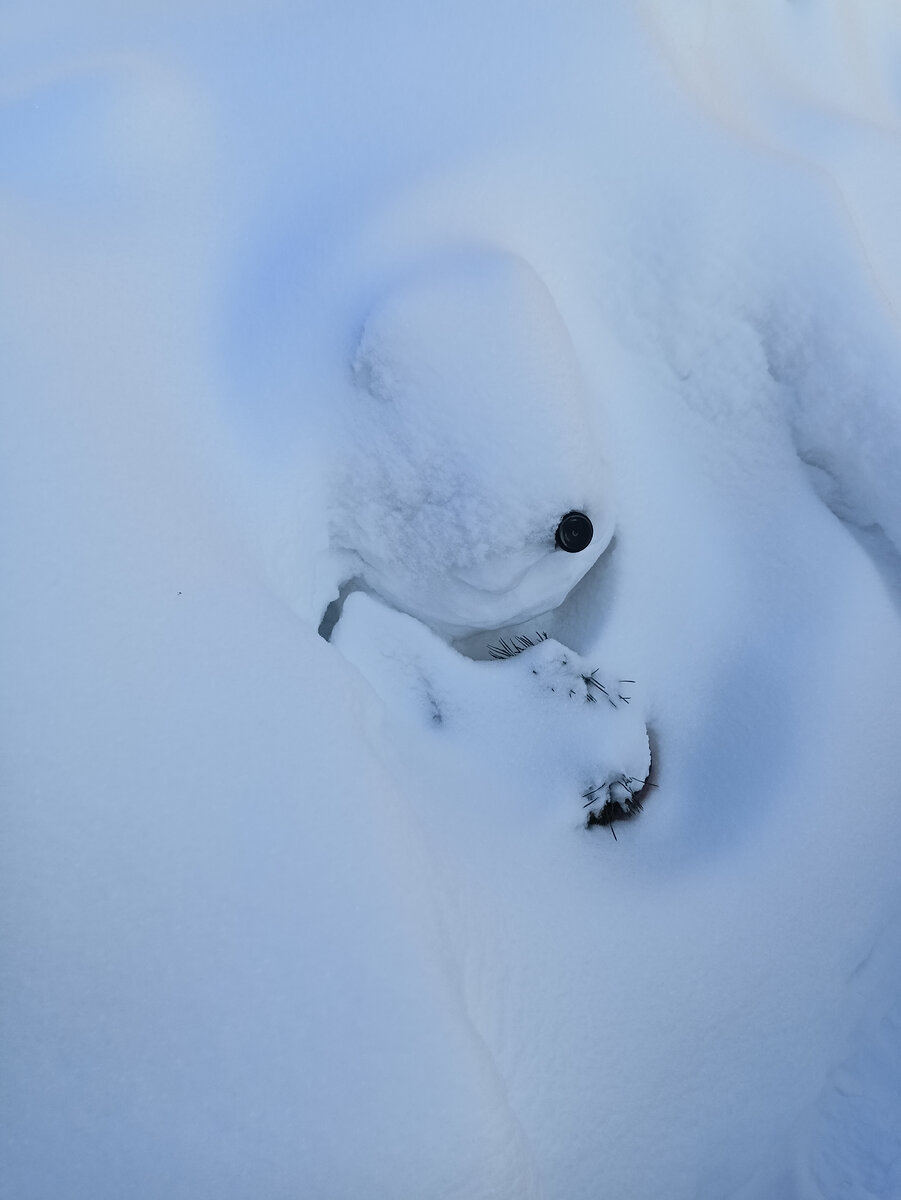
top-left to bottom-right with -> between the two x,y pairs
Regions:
335,248 -> 613,636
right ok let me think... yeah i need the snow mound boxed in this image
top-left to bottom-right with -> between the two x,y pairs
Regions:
333,591 -> 651,830
331,249 -> 613,636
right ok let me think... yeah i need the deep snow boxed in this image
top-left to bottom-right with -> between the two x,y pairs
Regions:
3,2 -> 901,1198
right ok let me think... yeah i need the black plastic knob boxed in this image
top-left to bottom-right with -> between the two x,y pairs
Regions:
555,511 -> 593,553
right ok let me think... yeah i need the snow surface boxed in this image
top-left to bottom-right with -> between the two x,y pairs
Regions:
339,249 -> 613,637
3,2 -> 901,1197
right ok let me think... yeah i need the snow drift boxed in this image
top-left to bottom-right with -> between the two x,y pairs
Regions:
3,2 -> 901,1198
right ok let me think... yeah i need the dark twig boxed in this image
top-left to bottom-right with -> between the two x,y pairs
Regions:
487,631 -> 549,660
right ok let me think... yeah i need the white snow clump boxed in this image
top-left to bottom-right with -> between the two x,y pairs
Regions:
330,249 -> 613,637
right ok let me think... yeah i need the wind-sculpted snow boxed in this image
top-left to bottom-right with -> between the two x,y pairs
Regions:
333,592 -> 651,829
331,250 -> 613,637
3,2 -> 901,1199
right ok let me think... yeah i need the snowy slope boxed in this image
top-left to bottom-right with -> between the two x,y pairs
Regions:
3,2 -> 901,1198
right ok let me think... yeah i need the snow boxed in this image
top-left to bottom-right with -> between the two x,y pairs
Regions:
3,2 -> 901,1198
337,249 -> 613,637
332,592 -> 652,826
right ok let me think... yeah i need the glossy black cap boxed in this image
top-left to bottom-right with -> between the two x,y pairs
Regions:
555,511 -> 594,553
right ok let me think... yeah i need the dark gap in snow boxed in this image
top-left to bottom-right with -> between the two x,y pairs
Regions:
317,577 -> 364,642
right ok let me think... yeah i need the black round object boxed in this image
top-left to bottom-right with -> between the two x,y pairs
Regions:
555,511 -> 594,553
